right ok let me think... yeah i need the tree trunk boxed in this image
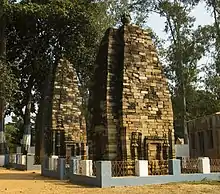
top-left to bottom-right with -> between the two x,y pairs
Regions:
0,1 -> 6,155
35,77 -> 50,163
35,91 -> 44,163
182,81 -> 188,144
165,9 -> 188,142
22,98 -> 31,154
172,5 -> 188,144
211,0 -> 220,74
0,99 -> 5,155
22,77 -> 34,154
35,61 -> 57,162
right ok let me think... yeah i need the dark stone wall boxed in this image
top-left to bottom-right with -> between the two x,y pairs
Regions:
88,27 -> 125,161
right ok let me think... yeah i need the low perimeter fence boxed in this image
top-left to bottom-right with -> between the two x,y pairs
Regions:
5,153 -> 41,171
41,156 -> 220,188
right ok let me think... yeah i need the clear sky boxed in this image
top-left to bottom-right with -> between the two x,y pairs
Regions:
5,2 -> 213,124
147,2 -> 213,89
147,2 -> 213,39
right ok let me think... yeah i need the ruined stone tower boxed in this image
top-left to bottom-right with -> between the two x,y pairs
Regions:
50,59 -> 87,158
36,59 -> 87,161
88,24 -> 175,164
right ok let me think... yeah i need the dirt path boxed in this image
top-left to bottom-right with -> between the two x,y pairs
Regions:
1,168 -> 220,194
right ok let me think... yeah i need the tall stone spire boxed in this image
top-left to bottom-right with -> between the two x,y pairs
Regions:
88,23 -> 175,173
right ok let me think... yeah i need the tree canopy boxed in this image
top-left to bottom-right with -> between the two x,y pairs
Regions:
2,0 -> 220,150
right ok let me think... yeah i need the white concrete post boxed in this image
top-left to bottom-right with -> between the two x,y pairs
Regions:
71,158 -> 81,174
16,154 -> 20,164
198,157 -> 210,174
49,155 -> 58,170
58,158 -> 66,180
168,159 -> 181,175
52,155 -> 59,171
22,155 -> 27,165
71,158 -> 77,174
81,160 -> 93,176
87,160 -> 93,176
12,154 -> 16,164
135,160 -> 148,177
0,155 -> 5,166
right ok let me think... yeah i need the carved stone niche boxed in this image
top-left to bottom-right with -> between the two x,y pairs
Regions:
143,135 -> 169,161
130,132 -> 142,160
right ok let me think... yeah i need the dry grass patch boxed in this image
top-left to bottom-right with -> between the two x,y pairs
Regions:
1,168 -> 220,194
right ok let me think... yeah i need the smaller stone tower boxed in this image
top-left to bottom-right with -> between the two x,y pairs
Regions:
50,59 -> 87,159
36,59 -> 87,161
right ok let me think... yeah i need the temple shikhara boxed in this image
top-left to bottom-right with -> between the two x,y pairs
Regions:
87,23 -> 175,173
35,20 -> 175,174
36,59 -> 87,162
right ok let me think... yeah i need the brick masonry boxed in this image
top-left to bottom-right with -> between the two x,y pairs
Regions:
52,59 -> 86,138
51,59 -> 87,157
36,59 -> 87,159
88,24 -> 175,169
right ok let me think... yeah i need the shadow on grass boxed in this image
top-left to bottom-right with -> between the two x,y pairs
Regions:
44,179 -> 97,188
0,172 -> 50,180
166,179 -> 220,186
186,180 -> 220,185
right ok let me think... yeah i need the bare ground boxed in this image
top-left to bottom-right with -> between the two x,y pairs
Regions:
1,168 -> 220,194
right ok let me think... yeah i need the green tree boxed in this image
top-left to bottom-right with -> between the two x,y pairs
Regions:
4,116 -> 24,153
151,1 -> 206,141
0,0 -> 18,154
201,1 -> 220,101
190,1 -> 220,119
4,0 -> 115,154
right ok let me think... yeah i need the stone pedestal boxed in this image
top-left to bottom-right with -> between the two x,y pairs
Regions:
96,161 -> 112,187
71,158 -> 80,174
81,160 -> 93,176
58,158 -> 66,180
21,155 -> 26,165
135,160 -> 148,177
0,155 -> 5,166
16,154 -> 21,164
49,155 -> 58,170
16,154 -> 26,165
168,159 -> 181,175
198,157 -> 210,174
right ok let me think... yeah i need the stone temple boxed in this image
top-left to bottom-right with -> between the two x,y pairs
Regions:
87,23 -> 175,168
35,20 -> 175,174
50,59 -> 87,158
36,59 -> 87,161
